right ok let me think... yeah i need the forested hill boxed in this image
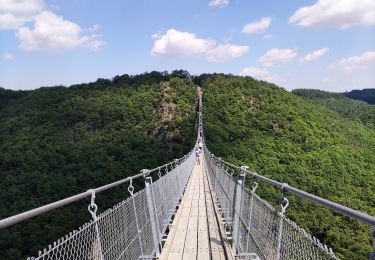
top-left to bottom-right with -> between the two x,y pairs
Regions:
0,72 -> 197,259
292,88 -> 375,129
200,75 -> 375,259
345,88 -> 375,104
1,72 -> 374,259
292,88 -> 375,105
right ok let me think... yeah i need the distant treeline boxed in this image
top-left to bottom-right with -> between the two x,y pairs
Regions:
293,88 -> 375,129
293,88 -> 375,104
344,88 -> 375,104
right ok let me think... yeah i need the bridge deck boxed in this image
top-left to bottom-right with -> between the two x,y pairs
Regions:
159,155 -> 233,260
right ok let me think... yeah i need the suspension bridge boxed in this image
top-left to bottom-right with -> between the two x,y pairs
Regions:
0,93 -> 374,260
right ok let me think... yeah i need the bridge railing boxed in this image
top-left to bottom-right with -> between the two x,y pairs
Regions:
205,148 -> 346,260
0,148 -> 195,260
204,148 -> 375,260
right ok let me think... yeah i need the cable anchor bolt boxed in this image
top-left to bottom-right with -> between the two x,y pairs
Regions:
128,179 -> 134,196
87,189 -> 98,221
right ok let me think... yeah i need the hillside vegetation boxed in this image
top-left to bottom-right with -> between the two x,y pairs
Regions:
293,87 -> 375,105
0,72 -> 197,259
345,88 -> 375,104
1,72 -> 374,259
293,88 -> 375,129
201,75 -> 375,259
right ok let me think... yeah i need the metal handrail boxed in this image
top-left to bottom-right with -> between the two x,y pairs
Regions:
208,151 -> 375,227
0,154 -> 191,230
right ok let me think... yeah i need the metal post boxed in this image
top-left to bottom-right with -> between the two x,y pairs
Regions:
157,168 -> 169,232
232,173 -> 245,255
129,181 -> 144,258
276,197 -> 289,260
245,182 -> 258,255
216,158 -> 222,192
145,175 -> 161,257
87,190 -> 104,260
174,159 -> 183,202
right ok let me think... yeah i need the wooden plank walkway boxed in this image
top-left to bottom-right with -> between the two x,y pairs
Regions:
159,154 -> 234,260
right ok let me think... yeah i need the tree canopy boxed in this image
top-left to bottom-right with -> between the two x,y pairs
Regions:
203,75 -> 375,259
1,72 -> 374,259
0,72 -> 197,259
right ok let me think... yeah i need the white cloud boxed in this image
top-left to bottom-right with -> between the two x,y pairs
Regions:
208,0 -> 229,7
151,33 -> 160,39
289,0 -> 375,29
151,29 -> 214,56
0,0 -> 44,29
4,52 -> 15,60
239,66 -> 287,85
0,1 -> 105,53
329,51 -> 375,71
206,43 -> 248,62
240,66 -> 270,79
151,29 -> 248,62
242,17 -> 272,34
300,48 -> 329,62
16,11 -> 105,52
0,0 -> 43,14
258,48 -> 298,67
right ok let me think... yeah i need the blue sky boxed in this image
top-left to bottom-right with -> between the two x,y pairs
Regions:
0,0 -> 374,91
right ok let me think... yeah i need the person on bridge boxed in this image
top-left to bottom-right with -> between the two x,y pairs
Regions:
195,148 -> 201,165
198,139 -> 203,151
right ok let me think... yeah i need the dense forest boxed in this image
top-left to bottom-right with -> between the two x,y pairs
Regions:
1,72 -> 374,259
201,76 -> 375,259
0,71 -> 197,259
292,88 -> 375,129
292,88 -> 375,105
344,89 -> 375,104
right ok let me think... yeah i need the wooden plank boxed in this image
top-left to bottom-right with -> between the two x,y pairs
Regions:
197,162 -> 210,260
182,164 -> 201,260
205,161 -> 235,260
166,170 -> 197,260
203,156 -> 231,260
160,155 -> 234,260
203,169 -> 224,260
159,167 -> 197,260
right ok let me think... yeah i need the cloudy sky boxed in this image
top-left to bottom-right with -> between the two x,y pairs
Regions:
0,0 -> 374,91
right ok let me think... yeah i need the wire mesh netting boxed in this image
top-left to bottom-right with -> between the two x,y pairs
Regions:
28,152 -> 195,260
204,150 -> 337,260
26,146 -> 340,260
